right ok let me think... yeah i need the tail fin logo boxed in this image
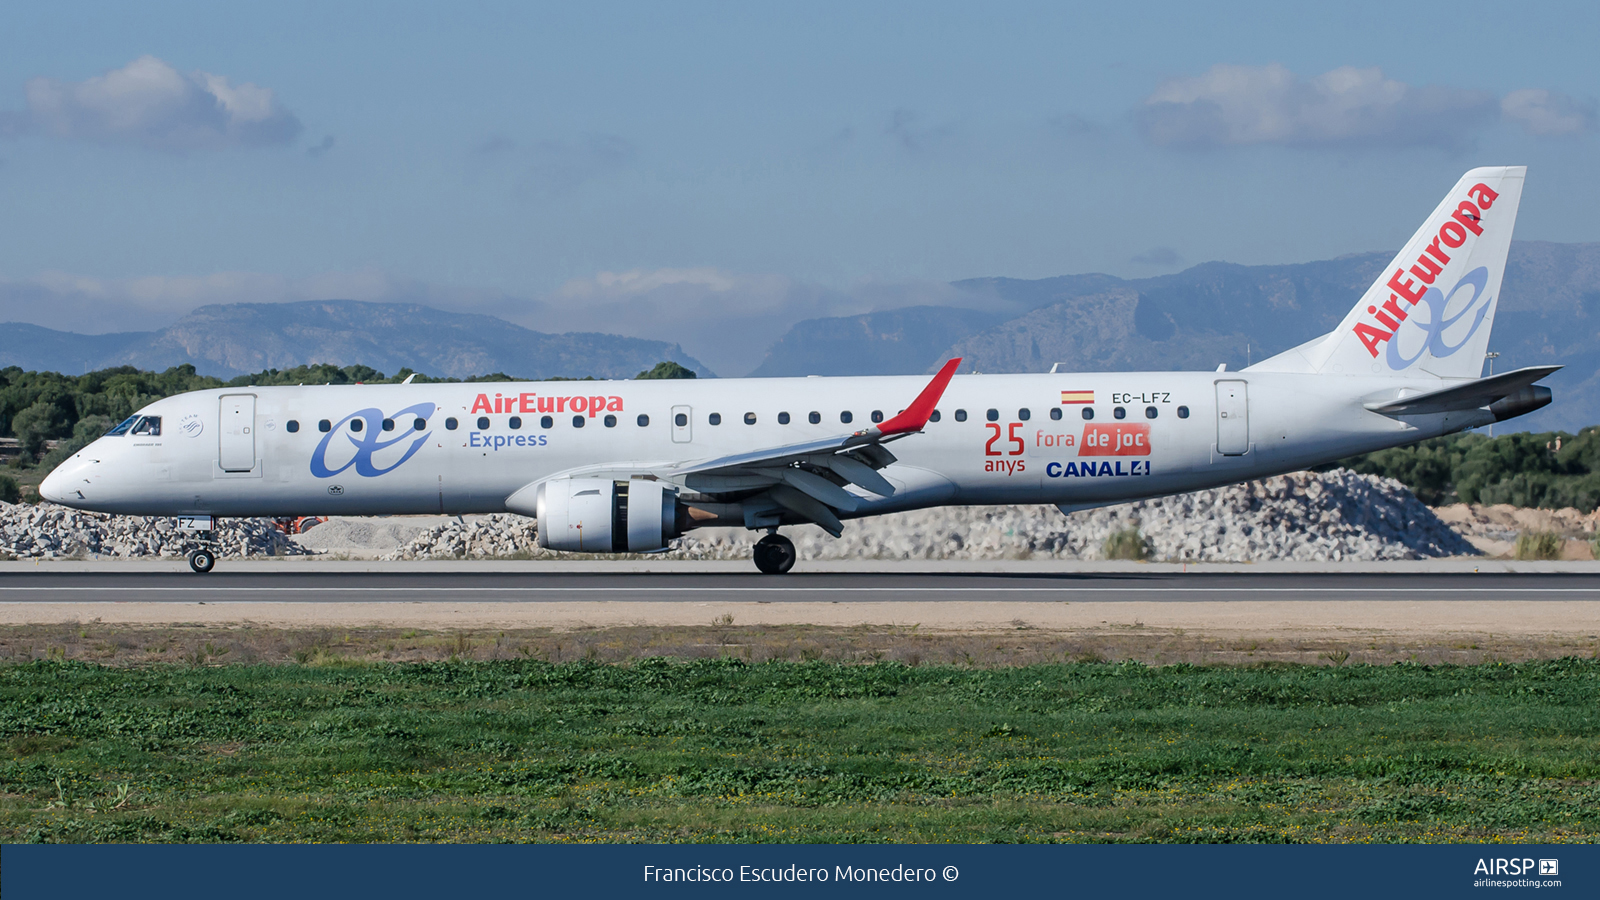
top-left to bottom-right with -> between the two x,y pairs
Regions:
1384,267 -> 1492,368
1353,181 -> 1500,359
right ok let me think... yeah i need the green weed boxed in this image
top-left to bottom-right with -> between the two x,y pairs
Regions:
1514,531 -> 1563,560
0,657 -> 1595,843
1102,528 -> 1151,561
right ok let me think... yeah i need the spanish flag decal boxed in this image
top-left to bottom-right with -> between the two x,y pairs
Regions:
1060,390 -> 1093,405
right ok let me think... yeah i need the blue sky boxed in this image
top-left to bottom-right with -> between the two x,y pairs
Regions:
1,0 -> 1597,374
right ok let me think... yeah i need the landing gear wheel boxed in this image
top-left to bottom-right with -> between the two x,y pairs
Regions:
187,548 -> 216,574
752,534 -> 796,575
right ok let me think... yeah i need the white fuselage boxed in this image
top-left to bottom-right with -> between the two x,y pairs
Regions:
40,370 -> 1489,522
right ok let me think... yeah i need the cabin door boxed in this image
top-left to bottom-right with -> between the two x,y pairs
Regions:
671,405 -> 692,443
1214,381 -> 1249,456
218,394 -> 257,472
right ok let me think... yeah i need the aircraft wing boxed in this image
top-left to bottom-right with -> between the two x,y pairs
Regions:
657,358 -> 963,534
1364,365 -> 1562,416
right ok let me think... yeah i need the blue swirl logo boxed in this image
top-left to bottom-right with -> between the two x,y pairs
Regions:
1386,266 -> 1494,370
310,403 -> 436,478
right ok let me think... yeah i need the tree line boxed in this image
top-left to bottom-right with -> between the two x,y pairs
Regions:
1324,427 -> 1600,512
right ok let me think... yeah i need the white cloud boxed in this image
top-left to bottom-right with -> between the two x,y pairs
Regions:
1138,63 -> 1495,150
1501,89 -> 1597,137
0,56 -> 301,151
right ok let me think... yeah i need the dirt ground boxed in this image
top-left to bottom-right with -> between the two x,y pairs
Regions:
5,599 -> 1596,667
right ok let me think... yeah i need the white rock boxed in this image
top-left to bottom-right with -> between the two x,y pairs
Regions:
376,469 -> 1476,562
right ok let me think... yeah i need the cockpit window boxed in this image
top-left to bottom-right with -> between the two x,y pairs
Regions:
105,416 -> 139,436
130,416 -> 161,436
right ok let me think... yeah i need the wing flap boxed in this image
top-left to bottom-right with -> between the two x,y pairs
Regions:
657,359 -> 961,534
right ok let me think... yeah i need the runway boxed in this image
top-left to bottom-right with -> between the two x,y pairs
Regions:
0,570 -> 1598,604
1,569 -> 1597,640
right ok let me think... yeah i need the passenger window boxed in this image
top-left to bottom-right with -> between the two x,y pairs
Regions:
286,420 -> 300,433
1018,408 -> 1030,421
744,412 -> 757,425
985,409 -> 999,422
381,418 -> 395,431
106,416 -> 138,436
476,417 -> 489,429
509,416 -> 522,429
674,413 -> 687,427
541,416 -> 554,428
604,414 -> 617,427
320,419 -> 333,433
445,417 -> 458,430
1114,406 -> 1126,419
709,413 -> 722,425
954,409 -> 968,422
808,411 -> 820,424
1081,408 -> 1094,420
637,414 -> 650,426
778,412 -> 791,425
929,409 -> 941,423
1049,408 -> 1062,421
871,410 -> 883,423
1145,406 -> 1158,419
1177,406 -> 1190,419
840,411 -> 853,424
413,418 -> 426,430
572,415 -> 585,428
351,419 -> 364,433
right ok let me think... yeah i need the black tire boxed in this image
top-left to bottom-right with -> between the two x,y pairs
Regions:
188,549 -> 216,574
752,534 -> 796,575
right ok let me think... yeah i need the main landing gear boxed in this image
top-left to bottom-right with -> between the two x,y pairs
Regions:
187,547 -> 216,574
753,533 -> 796,575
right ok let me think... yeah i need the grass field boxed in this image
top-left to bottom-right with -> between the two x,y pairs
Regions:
3,646 -> 1597,845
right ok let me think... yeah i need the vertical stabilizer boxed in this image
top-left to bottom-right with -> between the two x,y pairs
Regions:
1250,166 -> 1525,379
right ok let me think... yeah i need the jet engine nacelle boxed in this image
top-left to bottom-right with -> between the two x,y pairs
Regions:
514,478 -> 680,552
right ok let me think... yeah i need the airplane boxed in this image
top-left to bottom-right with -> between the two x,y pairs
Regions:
41,166 -> 1557,574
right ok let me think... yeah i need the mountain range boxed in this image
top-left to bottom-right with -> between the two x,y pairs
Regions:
749,241 -> 1600,433
3,241 -> 1596,431
0,301 -> 712,381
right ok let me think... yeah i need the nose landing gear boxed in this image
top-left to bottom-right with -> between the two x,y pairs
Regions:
181,525 -> 219,574
752,533 -> 796,575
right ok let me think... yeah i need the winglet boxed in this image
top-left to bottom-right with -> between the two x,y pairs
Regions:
875,357 -> 962,437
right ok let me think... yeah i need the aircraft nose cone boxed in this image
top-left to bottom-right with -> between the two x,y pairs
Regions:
38,467 -> 68,504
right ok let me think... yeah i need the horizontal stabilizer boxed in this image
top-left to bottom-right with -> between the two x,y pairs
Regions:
1364,365 -> 1561,415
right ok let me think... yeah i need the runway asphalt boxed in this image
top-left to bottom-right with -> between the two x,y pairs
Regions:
2,570 -> 1598,604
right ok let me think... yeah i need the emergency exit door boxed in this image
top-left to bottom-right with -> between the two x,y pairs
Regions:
218,394 -> 257,472
1215,381 -> 1249,456
671,405 -> 692,443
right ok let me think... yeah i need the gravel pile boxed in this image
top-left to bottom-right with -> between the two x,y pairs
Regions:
0,502 -> 311,559
669,469 -> 1474,562
378,469 -> 1476,562
381,514 -> 542,560
0,470 -> 1474,563
294,518 -> 431,554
